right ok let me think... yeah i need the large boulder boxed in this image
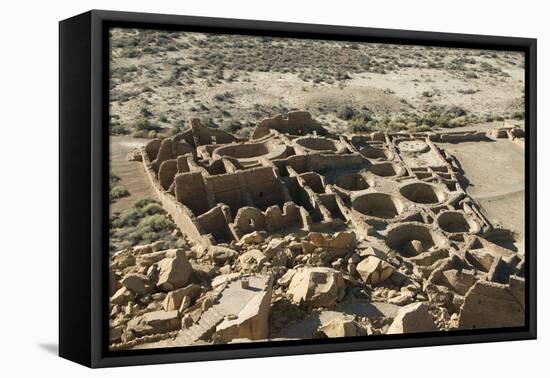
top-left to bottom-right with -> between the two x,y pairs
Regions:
308,231 -> 356,260
126,310 -> 181,337
318,316 -> 360,338
210,246 -> 238,265
162,283 -> 201,311
110,250 -> 136,270
458,277 -> 524,329
239,231 -> 265,245
110,286 -> 134,305
442,269 -> 475,296
387,302 -> 437,334
215,275 -> 273,342
238,249 -> 267,272
356,255 -> 395,285
120,273 -> 153,295
287,267 -> 346,307
156,249 -> 192,291
109,269 -> 120,297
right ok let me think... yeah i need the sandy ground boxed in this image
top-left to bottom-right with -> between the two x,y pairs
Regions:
110,136 -> 155,213
109,29 -> 525,138
437,139 -> 525,255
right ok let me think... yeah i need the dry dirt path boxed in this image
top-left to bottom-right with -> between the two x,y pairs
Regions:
110,136 -> 155,213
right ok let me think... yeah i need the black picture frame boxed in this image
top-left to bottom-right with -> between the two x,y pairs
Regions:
59,9 -> 537,368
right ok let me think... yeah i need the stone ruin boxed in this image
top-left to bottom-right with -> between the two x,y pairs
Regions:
110,111 -> 525,350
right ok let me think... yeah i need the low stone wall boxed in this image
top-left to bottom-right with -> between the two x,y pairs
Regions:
141,149 -> 214,247
231,202 -> 304,238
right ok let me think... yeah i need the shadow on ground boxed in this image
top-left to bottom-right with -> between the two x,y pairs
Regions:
38,343 -> 58,355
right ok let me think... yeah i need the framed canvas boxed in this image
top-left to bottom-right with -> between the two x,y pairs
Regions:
59,10 -> 537,368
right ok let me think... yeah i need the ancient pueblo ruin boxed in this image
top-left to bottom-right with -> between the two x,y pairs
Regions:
109,111 -> 525,350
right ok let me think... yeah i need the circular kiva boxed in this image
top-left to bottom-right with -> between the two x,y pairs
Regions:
213,141 -> 286,162
369,162 -> 403,177
397,139 -> 430,154
399,182 -> 446,204
334,173 -> 370,191
437,211 -> 479,233
294,136 -> 343,153
360,145 -> 388,160
385,223 -> 448,257
352,192 -> 405,219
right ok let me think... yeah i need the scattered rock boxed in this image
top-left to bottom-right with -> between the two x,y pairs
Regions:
121,273 -> 153,295
215,278 -> 273,342
126,149 -> 143,162
458,278 -> 524,329
191,262 -> 219,280
238,249 -> 267,272
308,231 -> 356,260
240,231 -> 265,245
109,269 -> 120,297
127,310 -> 181,337
356,255 -> 396,285
277,269 -> 296,287
442,269 -> 475,296
110,250 -> 136,270
162,284 -> 201,311
156,249 -> 193,291
110,287 -> 134,305
287,267 -> 346,307
388,292 -> 415,306
110,325 -> 124,342
210,246 -> 238,265
318,316 -> 360,338
137,250 -> 168,267
387,302 -> 437,334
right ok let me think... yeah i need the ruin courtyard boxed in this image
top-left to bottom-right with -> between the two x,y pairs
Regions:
109,111 -> 526,350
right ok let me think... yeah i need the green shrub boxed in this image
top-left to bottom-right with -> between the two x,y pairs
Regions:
111,123 -> 129,135
223,120 -> 243,133
141,202 -> 165,216
134,197 -> 157,209
140,107 -> 153,118
213,92 -> 234,102
337,105 -> 357,120
448,116 -> 467,128
511,111 -> 524,120
110,186 -> 129,202
133,117 -> 161,132
348,118 -> 370,133
109,197 -> 177,251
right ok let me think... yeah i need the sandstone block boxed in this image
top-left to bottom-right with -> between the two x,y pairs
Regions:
387,302 -> 437,334
319,316 -> 359,338
287,267 -> 346,307
121,273 -> 152,295
156,249 -> 192,291
127,310 -> 181,337
356,255 -> 396,285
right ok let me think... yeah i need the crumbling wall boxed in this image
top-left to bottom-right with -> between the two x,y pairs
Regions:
196,205 -> 233,242
158,159 -> 178,191
252,111 -> 329,140
141,150 -> 213,247
458,277 -> 524,329
273,153 -> 366,176
204,167 -> 290,214
232,202 -> 304,238
188,118 -> 239,145
174,172 -> 210,216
